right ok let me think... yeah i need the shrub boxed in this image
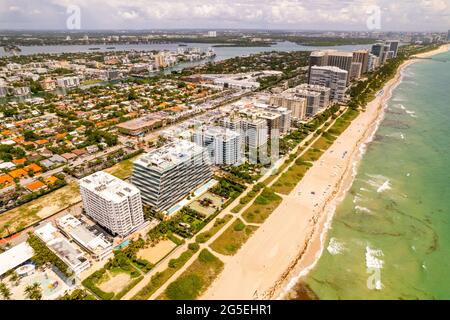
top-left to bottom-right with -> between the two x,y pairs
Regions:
165,274 -> 203,300
233,222 -> 245,232
188,243 -> 200,252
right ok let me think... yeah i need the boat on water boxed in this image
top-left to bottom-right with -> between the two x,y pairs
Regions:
106,47 -> 116,49
89,47 -> 101,50
178,44 -> 188,47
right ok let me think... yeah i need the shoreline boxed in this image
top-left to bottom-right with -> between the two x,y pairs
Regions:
201,44 -> 449,300
275,43 -> 450,299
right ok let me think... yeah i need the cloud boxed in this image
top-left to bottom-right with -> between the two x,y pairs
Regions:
0,0 -> 448,31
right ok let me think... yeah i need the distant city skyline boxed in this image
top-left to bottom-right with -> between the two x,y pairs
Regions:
0,0 -> 449,32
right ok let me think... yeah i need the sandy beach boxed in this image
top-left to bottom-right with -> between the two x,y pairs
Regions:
202,44 -> 449,300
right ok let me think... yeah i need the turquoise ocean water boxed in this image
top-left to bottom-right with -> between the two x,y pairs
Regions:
302,51 -> 450,300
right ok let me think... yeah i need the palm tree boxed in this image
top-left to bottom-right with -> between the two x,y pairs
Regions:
9,271 -> 19,286
24,282 -> 42,300
0,282 -> 11,300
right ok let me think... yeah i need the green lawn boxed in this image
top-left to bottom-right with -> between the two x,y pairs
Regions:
132,244 -> 199,300
159,249 -> 224,300
195,214 -> 233,243
241,188 -> 283,224
272,160 -> 312,195
210,219 -> 258,256
104,156 -> 139,180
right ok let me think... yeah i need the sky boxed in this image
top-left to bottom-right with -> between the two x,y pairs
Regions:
0,0 -> 449,31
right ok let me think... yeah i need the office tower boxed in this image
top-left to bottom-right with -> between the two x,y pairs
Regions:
269,95 -> 307,120
79,171 -> 145,237
193,126 -> 242,165
131,140 -> 212,212
309,66 -> 348,102
295,84 -> 331,109
352,50 -> 369,74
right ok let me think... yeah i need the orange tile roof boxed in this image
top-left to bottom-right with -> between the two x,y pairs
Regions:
24,163 -> 42,173
44,176 -> 58,185
56,133 -> 67,139
1,130 -> 13,135
14,119 -> 32,126
0,174 -> 14,188
12,158 -> 26,165
26,180 -> 46,191
35,139 -> 49,145
8,168 -> 27,179
12,136 -> 25,143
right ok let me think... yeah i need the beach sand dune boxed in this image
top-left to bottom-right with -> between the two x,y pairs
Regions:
202,44 -> 449,300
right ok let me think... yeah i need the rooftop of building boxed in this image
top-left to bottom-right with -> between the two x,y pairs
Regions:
57,214 -> 112,254
34,223 -> 88,269
134,139 -> 207,172
79,171 -> 140,202
292,89 -> 322,97
196,125 -> 240,140
310,65 -> 349,73
295,83 -> 331,92
116,113 -> 165,130
311,50 -> 353,57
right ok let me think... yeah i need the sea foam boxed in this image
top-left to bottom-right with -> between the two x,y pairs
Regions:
355,206 -> 372,214
377,180 -> 391,193
327,238 -> 345,255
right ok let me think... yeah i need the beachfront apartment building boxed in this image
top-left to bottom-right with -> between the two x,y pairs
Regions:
193,125 -> 242,166
294,84 -> 331,110
219,117 -> 268,152
56,214 -> 113,261
34,223 -> 91,275
368,54 -> 380,72
269,94 -> 307,120
79,171 -> 145,237
350,62 -> 363,80
309,50 -> 353,84
352,50 -> 370,74
290,89 -> 321,117
386,40 -> 400,58
131,140 -> 213,212
309,66 -> 348,102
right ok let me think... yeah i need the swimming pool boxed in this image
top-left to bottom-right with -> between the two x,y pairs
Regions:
28,273 -> 65,297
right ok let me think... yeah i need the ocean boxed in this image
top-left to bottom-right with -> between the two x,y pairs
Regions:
299,50 -> 450,300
